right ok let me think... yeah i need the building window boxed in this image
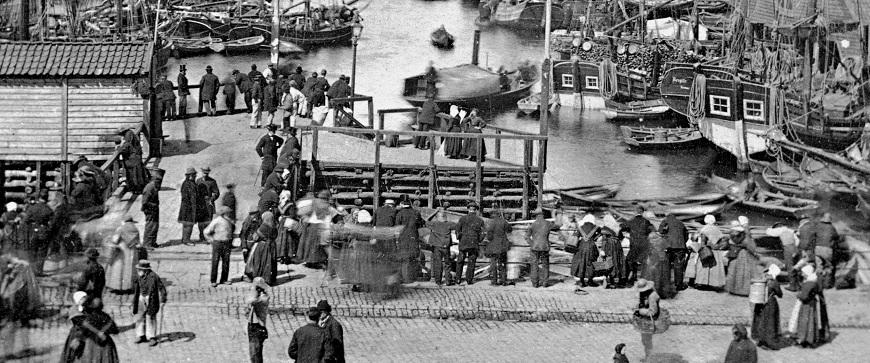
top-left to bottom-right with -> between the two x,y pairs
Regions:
710,95 -> 731,117
585,76 -> 599,90
744,100 -> 764,121
561,74 -> 574,88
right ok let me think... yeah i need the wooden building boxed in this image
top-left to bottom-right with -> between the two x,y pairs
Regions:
0,41 -> 154,202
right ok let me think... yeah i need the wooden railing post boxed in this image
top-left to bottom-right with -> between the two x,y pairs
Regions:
522,140 -> 530,219
475,135 -> 483,209
536,140 -> 545,209
368,99 -> 374,128
373,130 -> 382,208
428,135 -> 436,208
494,129 -> 502,160
309,128 -> 319,192
378,111 -> 385,130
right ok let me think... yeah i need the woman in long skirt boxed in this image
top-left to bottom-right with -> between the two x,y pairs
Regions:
570,215 -> 600,287
104,216 -> 140,293
61,292 -> 120,363
444,116 -> 464,159
642,231 -> 676,299
601,227 -> 626,288
275,202 -> 300,265
685,216 -> 727,289
245,213 -> 278,285
751,264 -> 792,350
725,225 -> 760,296
788,264 -> 830,348
338,204 -> 376,291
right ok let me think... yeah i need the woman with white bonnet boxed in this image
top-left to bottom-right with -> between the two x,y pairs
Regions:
570,213 -> 600,287
684,215 -> 726,289
788,264 -> 830,348
751,264 -> 791,350
724,219 -> 759,296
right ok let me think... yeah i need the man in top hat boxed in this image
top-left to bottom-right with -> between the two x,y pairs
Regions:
255,124 -> 284,186
22,189 -> 53,275
527,208 -> 555,288
197,166 -> 221,219
234,69 -> 254,113
222,71 -> 238,114
132,260 -> 167,346
394,196 -> 425,283
77,248 -> 106,300
156,73 -> 176,121
199,65 -> 221,116
455,202 -> 485,285
178,167 -> 210,245
141,171 -> 163,248
288,307 -> 333,362
326,74 -> 351,110
177,65 -> 190,117
205,206 -> 235,287
316,300 -> 345,363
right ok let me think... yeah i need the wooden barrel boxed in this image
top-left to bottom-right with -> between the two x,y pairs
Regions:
507,246 -> 529,280
749,279 -> 768,304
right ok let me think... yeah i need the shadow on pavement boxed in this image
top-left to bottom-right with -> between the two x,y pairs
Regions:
161,140 -> 211,157
646,352 -> 689,363
1,346 -> 53,361
274,274 -> 306,286
156,331 -> 196,344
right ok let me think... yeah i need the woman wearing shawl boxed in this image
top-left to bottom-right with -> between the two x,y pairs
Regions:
460,109 -> 487,161
600,214 -> 626,288
642,230 -> 676,299
104,216 -> 140,293
685,215 -> 727,289
788,264 -> 830,348
245,212 -> 278,285
444,113 -> 465,159
338,200 -> 375,291
61,292 -> 120,363
724,324 -> 757,363
276,191 -> 301,264
632,279 -> 669,358
725,219 -> 760,296
295,192 -> 333,267
751,264 -> 792,350
570,214 -> 600,287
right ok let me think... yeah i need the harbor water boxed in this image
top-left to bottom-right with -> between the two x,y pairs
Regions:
164,0 -> 864,229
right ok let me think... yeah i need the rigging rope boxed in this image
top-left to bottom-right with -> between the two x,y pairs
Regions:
687,73 -> 706,124
598,58 -> 618,100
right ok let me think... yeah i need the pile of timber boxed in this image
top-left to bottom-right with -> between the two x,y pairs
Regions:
311,161 -> 540,218
2,162 -> 62,201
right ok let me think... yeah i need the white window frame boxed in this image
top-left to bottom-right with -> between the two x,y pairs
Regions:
709,95 -> 731,117
561,74 -> 574,88
743,100 -> 764,121
585,76 -> 599,90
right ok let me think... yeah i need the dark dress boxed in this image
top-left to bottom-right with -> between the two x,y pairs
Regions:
118,130 -> 148,194
622,215 -> 653,270
570,222 -> 600,280
724,326 -> 757,363
61,309 -> 120,363
751,279 -> 791,350
725,232 -> 760,296
792,279 -> 830,347
444,117 -> 464,158
461,125 -> 486,159
246,225 -> 278,285
642,232 -> 676,299
276,215 -> 301,264
601,229 -> 626,283
338,220 -> 376,286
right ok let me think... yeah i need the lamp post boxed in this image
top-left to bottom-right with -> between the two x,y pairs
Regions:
350,22 -> 364,102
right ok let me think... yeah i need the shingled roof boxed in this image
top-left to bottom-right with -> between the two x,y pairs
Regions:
0,42 -> 152,77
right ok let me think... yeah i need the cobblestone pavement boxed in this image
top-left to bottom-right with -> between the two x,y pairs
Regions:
7,303 -> 870,363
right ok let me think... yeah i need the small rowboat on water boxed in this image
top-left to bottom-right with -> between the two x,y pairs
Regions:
709,174 -> 819,219
517,92 -> 560,115
620,126 -> 704,150
430,27 -> 455,49
543,183 -> 622,205
603,99 -> 670,120
171,36 -> 219,58
224,35 -> 264,55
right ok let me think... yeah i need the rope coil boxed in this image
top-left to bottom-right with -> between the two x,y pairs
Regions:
598,58 -> 618,99
687,73 -> 706,124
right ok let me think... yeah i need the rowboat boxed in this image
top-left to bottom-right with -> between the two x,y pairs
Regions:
280,24 -> 354,46
224,35 -> 264,55
756,162 -> 817,199
740,190 -> 820,219
430,28 -> 455,49
402,64 -> 534,110
517,92 -> 560,115
170,37 -> 218,58
620,126 -> 704,150
543,183 -> 622,205
602,99 -> 671,120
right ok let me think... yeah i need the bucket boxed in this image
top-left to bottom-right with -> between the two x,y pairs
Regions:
507,246 -> 529,280
749,279 -> 768,304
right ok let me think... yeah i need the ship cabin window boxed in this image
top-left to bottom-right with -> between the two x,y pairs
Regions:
709,95 -> 731,117
585,76 -> 599,90
744,100 -> 764,121
561,74 -> 574,88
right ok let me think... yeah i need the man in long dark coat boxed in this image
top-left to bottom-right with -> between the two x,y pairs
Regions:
234,70 -> 253,113
455,203 -> 485,285
290,67 -> 306,94
177,64 -> 190,117
178,167 -> 210,245
132,260 -> 167,347
199,65 -> 220,116
263,166 -> 286,194
659,213 -> 689,290
263,78 -> 279,126
288,308 -> 332,362
484,210 -> 512,286
394,198 -> 424,283
197,166 -> 220,219
314,69 -> 331,107
222,72 -> 238,114
255,124 -> 284,186
414,96 -> 439,149
156,74 -> 176,120
326,74 -> 352,109
317,300 -> 344,363
22,192 -> 53,274
118,128 -> 148,194
620,206 -> 654,284
77,248 -> 105,299
141,173 -> 162,248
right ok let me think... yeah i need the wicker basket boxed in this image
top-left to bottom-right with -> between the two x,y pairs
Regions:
632,308 -> 671,334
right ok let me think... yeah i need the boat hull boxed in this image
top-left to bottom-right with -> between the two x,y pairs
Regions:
224,36 -> 265,55
620,126 -> 704,150
281,25 -> 353,46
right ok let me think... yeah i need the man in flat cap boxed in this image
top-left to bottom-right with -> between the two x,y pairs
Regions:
455,202 -> 485,285
255,124 -> 284,186
204,206 -> 235,287
326,74 -> 352,111
197,166 -> 220,219
288,307 -> 333,362
141,171 -> 163,248
178,167 -> 210,245
233,69 -> 254,113
199,65 -> 220,116
317,300 -> 345,362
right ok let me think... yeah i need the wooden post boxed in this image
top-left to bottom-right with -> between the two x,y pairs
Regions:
19,0 -> 29,40
378,111 -> 385,130
471,30 -> 481,65
539,58 -> 550,136
116,0 -> 124,36
373,130 -> 382,208
368,99 -> 374,128
428,135 -> 436,208
35,161 -> 42,197
0,162 -> 5,207
309,128 -> 319,192
494,129 -> 502,160
521,140 -> 530,219
536,140 -> 545,207
475,136 -> 483,208
61,79 -> 69,163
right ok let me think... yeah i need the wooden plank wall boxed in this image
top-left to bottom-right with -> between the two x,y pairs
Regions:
67,79 -> 143,160
0,78 -> 144,162
0,81 -> 64,161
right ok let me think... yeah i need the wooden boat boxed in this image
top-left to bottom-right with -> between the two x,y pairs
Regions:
741,190 -> 819,219
543,183 -> 622,204
756,162 -> 817,199
517,92 -> 560,115
280,24 -> 354,46
603,99 -> 671,120
170,37 -> 218,58
430,27 -> 455,49
478,0 -> 564,29
402,64 -> 534,110
620,126 -> 704,150
208,40 -> 225,53
226,23 -> 272,43
224,35 -> 264,55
